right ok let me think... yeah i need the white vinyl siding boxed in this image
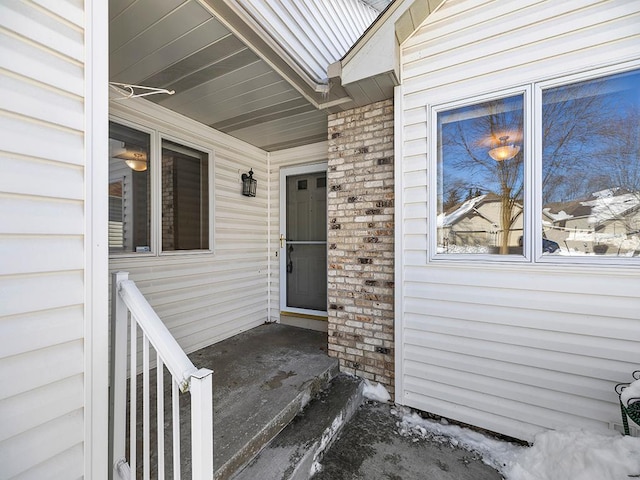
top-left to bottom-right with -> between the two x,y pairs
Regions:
269,142 -> 329,321
109,97 -> 270,353
397,0 -> 640,441
0,0 -> 87,477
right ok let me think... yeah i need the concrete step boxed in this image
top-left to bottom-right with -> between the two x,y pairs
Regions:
210,325 -> 340,480
231,374 -> 364,480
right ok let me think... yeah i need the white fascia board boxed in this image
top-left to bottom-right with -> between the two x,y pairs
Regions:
337,0 -> 414,86
337,0 -> 446,87
341,21 -> 399,86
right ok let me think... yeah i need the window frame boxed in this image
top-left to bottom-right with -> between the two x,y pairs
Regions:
428,61 -> 640,266
428,85 -> 533,264
108,117 -> 215,258
157,132 -> 214,256
108,118 -> 156,257
533,62 -> 640,266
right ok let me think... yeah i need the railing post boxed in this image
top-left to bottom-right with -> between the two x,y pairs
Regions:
190,368 -> 214,480
109,271 -> 130,480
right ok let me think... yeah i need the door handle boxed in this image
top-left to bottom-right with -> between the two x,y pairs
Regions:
280,234 -> 286,248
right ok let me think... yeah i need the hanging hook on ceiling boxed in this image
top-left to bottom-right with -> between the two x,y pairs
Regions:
109,82 -> 175,100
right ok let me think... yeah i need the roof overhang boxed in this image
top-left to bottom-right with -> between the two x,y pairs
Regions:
327,0 -> 445,109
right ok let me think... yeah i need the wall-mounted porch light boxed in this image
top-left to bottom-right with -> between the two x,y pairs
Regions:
241,169 -> 257,197
489,135 -> 520,161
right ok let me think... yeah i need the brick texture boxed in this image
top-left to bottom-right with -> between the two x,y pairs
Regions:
326,99 -> 395,398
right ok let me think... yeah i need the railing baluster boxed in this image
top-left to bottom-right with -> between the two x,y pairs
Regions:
191,369 -> 214,480
110,274 -> 213,480
130,317 -> 137,479
109,271 -> 129,480
143,334 -> 150,480
157,354 -> 165,480
172,380 -> 181,480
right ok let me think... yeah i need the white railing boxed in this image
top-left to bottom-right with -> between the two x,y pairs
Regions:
109,272 -> 213,480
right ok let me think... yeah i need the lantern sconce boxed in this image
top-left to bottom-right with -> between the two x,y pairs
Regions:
241,169 -> 257,197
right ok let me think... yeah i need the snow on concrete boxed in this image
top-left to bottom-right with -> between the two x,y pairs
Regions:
311,412 -> 346,476
393,406 -> 640,480
505,427 -> 640,480
362,379 -> 391,403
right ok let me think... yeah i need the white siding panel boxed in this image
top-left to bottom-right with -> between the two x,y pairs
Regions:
0,411 -> 84,480
31,0 -> 84,28
0,32 -> 83,97
0,307 -> 84,360
0,155 -> 83,200
0,374 -> 83,443
0,1 -> 83,62
1,236 -> 84,275
0,115 -> 84,166
398,0 -> 640,441
0,0 -> 88,476
0,340 -> 84,401
109,96 -> 271,355
0,196 -> 84,235
0,74 -> 84,132
11,444 -> 84,480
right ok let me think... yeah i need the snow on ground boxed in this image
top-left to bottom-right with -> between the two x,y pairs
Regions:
362,379 -> 391,403
394,406 -> 640,480
621,378 -> 640,406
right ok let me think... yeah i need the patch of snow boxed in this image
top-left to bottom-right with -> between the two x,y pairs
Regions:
394,408 -> 521,473
505,428 -> 640,480
622,379 -> 640,406
311,412 -> 345,475
309,461 -> 323,476
581,191 -> 638,224
438,195 -> 487,227
592,188 -> 619,199
393,407 -> 640,480
362,379 -> 390,403
543,208 -> 573,222
436,244 -> 492,254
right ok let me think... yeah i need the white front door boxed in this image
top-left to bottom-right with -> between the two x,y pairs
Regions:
280,163 -> 327,316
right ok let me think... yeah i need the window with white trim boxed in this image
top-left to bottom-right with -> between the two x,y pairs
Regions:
436,92 -> 526,257
431,65 -> 640,262
108,120 -> 213,256
161,139 -> 209,251
109,122 -> 151,254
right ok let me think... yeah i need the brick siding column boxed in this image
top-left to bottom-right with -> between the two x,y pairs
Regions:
326,99 -> 395,398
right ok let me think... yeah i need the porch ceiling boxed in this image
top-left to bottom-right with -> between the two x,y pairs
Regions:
109,0 -> 392,151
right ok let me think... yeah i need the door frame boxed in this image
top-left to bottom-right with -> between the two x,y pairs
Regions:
279,162 -> 328,317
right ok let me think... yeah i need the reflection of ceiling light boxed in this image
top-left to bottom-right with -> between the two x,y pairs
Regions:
115,148 -> 148,171
489,136 -> 520,161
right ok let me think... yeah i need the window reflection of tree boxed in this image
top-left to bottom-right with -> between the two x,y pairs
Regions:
542,70 -> 640,256
440,96 -> 524,254
439,69 -> 639,257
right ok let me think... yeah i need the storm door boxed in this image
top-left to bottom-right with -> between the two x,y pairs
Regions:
280,164 -> 327,315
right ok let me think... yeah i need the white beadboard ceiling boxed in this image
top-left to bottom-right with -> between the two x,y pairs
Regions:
109,0 -> 393,151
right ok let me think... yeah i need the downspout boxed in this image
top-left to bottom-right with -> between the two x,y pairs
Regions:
267,151 -> 272,323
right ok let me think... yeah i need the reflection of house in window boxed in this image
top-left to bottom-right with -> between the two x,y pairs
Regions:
108,181 -> 124,251
108,122 -> 151,254
543,188 -> 640,256
437,193 -> 524,254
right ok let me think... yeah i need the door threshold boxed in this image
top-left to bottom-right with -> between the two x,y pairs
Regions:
280,312 -> 328,332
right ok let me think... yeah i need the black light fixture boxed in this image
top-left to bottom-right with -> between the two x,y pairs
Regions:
241,169 -> 257,197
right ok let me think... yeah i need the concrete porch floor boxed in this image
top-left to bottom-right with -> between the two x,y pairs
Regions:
194,323 -> 338,479
129,322 -> 502,480
129,323 -> 337,480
